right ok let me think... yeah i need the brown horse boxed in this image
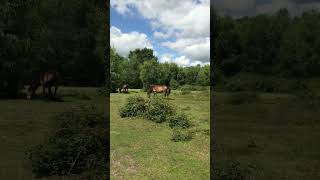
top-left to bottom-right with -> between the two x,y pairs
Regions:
147,84 -> 171,97
119,84 -> 129,93
26,71 -> 60,99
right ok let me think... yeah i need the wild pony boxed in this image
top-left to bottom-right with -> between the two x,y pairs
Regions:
119,84 -> 129,93
147,84 -> 171,97
26,71 -> 60,99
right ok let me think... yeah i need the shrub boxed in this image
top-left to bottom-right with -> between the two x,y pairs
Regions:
227,92 -> 259,105
168,113 -> 191,129
27,105 -> 107,178
119,96 -> 146,118
144,98 -> 175,123
171,129 -> 192,142
213,160 -> 255,180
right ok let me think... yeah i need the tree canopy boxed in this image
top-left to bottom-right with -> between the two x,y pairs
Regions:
0,0 -> 107,97
110,48 -> 210,92
214,8 -> 320,78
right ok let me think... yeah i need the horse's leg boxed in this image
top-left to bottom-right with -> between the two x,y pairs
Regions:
43,86 -> 46,96
48,86 -> 52,97
54,85 -> 58,96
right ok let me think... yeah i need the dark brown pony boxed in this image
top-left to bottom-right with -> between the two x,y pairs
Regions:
119,84 -> 129,93
26,71 -> 60,99
147,84 -> 171,97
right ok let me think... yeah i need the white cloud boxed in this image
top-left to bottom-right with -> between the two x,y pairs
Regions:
174,56 -> 192,67
159,54 -> 208,67
162,37 -> 210,62
111,0 -> 210,65
111,0 -> 209,38
159,54 -> 174,63
110,26 -> 153,56
153,31 -> 171,39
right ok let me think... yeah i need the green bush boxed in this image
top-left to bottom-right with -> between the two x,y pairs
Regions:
119,97 -> 193,141
119,96 -> 174,122
27,105 -> 107,178
144,98 -> 175,123
119,96 -> 147,118
213,160 -> 255,180
171,129 -> 192,142
168,113 -> 191,129
227,92 -> 259,105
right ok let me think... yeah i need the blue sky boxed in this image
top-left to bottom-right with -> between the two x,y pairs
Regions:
110,0 -> 210,67
111,7 -> 177,57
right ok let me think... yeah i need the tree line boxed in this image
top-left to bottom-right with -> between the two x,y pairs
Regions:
214,8 -> 320,80
0,0 -> 107,97
110,48 -> 210,92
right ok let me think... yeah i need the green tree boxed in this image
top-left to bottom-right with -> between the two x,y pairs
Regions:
127,48 -> 157,88
197,65 -> 210,86
110,48 -> 123,92
140,60 -> 160,91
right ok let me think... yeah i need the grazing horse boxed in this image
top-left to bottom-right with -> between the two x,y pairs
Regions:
26,71 -> 59,99
119,84 -> 129,93
147,84 -> 171,97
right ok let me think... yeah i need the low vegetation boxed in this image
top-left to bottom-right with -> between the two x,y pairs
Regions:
119,96 -> 192,141
111,89 -> 209,179
27,104 -> 107,179
171,128 -> 192,142
119,96 -> 147,118
0,87 -> 106,179
168,113 -> 191,129
213,160 -> 255,180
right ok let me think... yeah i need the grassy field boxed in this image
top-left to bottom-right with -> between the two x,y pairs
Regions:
214,91 -> 320,179
0,87 -> 106,180
110,89 -> 210,179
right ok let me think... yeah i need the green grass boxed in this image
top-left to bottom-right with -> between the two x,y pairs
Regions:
0,87 -> 106,180
214,91 -> 320,179
111,89 -> 210,179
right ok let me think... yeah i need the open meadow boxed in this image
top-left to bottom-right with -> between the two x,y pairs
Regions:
110,89 -> 210,179
214,90 -> 320,179
0,87 -> 106,180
